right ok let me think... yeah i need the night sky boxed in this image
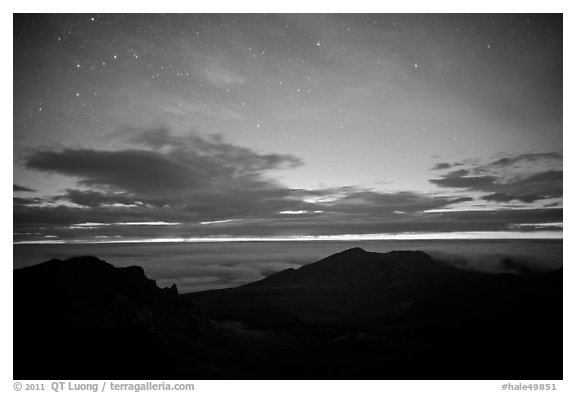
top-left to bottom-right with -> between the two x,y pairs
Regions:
13,14 -> 563,243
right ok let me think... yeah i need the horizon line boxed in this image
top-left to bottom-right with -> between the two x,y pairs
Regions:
13,230 -> 563,245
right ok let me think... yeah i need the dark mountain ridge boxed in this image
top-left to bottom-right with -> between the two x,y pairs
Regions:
14,248 -> 562,379
186,248 -> 490,328
14,256 -> 286,379
15,256 -> 178,303
242,248 -> 469,291
187,248 -> 562,379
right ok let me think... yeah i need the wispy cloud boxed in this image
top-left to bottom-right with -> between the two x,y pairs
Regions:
429,151 -> 562,204
203,63 -> 245,87
15,130 -> 563,244
14,184 -> 36,192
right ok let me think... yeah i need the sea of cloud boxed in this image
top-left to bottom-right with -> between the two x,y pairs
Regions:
13,239 -> 562,293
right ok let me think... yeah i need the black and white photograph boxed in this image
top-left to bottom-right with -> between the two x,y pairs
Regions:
11,9 -> 565,387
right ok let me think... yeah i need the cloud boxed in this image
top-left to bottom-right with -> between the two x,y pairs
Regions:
16,129 -> 311,238
55,189 -> 149,208
14,196 -> 562,243
481,193 -> 540,203
429,161 -> 467,171
316,189 -> 471,216
128,128 -> 302,173
430,162 -> 453,170
27,149 -> 208,197
16,133 -> 562,243
429,152 -> 562,204
203,63 -> 245,87
430,169 -> 562,203
430,173 -> 499,189
484,152 -> 562,169
14,186 -> 471,234
14,184 -> 36,192
422,240 -> 562,275
13,197 -> 52,207
26,129 -> 303,207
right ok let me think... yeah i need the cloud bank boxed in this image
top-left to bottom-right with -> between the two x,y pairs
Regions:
14,129 -> 562,243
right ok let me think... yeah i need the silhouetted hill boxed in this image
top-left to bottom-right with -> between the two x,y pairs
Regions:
14,256 -> 293,379
244,248 -> 466,290
187,249 -> 478,328
186,248 -> 563,379
15,256 -> 178,304
14,249 -> 562,380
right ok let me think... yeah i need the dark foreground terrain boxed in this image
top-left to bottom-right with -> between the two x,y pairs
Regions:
14,248 -> 562,379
